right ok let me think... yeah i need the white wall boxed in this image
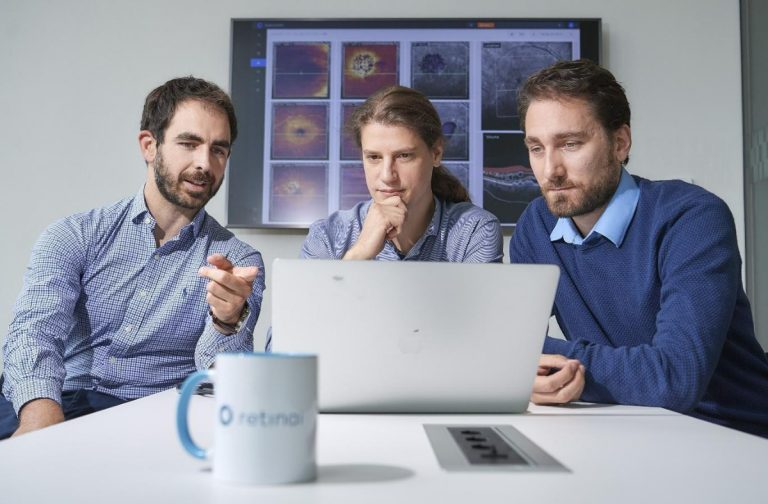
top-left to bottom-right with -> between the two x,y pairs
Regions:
0,0 -> 743,368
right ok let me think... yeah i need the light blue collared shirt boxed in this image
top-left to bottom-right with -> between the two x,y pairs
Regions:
302,197 -> 503,262
549,168 -> 640,247
3,189 -> 265,413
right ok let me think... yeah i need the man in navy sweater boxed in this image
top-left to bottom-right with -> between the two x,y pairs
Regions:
511,59 -> 768,437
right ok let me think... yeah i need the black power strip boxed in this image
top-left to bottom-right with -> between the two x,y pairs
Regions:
424,424 -> 568,472
447,427 -> 529,465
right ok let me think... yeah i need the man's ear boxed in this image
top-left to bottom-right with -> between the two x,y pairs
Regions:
614,124 -> 632,164
139,130 -> 157,163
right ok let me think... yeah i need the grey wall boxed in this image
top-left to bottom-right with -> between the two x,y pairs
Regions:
0,0 -> 744,369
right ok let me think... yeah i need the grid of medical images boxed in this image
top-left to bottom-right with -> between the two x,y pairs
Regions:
263,37 -> 574,226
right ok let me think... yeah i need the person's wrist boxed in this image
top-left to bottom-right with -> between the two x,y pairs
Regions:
17,398 -> 64,430
342,246 -> 365,260
210,304 -> 250,335
343,238 -> 379,260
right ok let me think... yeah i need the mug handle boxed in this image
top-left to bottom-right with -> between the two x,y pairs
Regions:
176,369 -> 215,460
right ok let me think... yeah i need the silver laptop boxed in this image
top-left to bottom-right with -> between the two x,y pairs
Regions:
271,259 -> 559,413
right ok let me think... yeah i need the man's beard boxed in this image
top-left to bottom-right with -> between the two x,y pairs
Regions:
542,153 -> 621,218
153,150 -> 221,211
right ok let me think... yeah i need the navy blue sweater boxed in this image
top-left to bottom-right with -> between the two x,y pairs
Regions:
511,176 -> 768,437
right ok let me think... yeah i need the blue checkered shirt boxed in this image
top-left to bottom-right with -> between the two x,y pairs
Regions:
301,197 -> 503,262
2,190 -> 265,414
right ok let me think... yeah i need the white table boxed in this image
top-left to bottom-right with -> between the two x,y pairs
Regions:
1,389 -> 765,503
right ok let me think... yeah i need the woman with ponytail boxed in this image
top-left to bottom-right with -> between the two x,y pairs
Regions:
302,85 -> 502,262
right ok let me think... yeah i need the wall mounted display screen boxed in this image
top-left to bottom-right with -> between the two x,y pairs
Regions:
228,18 -> 601,228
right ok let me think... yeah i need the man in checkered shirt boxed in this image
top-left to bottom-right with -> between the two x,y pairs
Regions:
0,77 -> 265,439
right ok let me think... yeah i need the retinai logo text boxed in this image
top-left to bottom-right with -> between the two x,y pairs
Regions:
219,404 -> 304,428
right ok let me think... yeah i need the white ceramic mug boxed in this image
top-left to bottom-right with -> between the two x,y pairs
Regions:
176,352 -> 317,485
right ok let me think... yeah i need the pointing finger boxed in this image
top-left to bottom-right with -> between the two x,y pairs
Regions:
233,266 -> 259,284
206,254 -> 234,271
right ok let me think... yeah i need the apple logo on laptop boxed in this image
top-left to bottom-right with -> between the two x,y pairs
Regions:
398,329 -> 424,354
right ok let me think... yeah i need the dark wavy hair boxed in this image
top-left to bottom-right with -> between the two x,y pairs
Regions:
140,76 -> 237,145
348,85 -> 469,203
518,59 -> 631,163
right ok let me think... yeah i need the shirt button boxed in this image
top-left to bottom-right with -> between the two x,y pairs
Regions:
124,324 -> 133,333
144,217 -> 151,225
154,254 -> 160,260
109,356 -> 117,364
138,290 -> 148,298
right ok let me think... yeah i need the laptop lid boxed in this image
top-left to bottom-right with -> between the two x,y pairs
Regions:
271,259 -> 559,413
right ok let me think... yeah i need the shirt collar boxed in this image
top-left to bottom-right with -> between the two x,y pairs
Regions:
187,206 -> 207,238
130,188 -> 151,223
130,186 -> 207,239
549,168 -> 639,247
425,196 -> 442,237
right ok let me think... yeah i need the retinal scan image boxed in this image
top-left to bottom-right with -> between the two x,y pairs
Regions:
433,102 -> 470,161
481,42 -> 571,131
482,132 -> 540,224
271,103 -> 329,160
340,163 -> 369,210
342,42 -> 399,98
272,42 -> 330,99
340,102 -> 363,161
269,163 -> 329,223
411,41 -> 470,99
